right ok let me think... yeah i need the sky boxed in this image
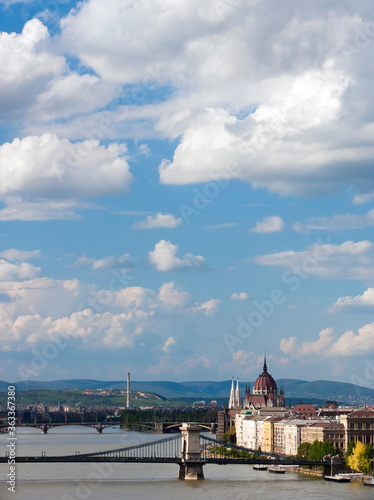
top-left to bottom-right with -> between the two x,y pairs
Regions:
1,0 -> 374,386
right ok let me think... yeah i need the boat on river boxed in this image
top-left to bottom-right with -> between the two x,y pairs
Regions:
268,467 -> 285,474
323,474 -> 350,483
253,465 -> 268,471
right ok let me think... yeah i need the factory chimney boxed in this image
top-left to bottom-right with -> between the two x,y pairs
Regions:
127,372 -> 131,409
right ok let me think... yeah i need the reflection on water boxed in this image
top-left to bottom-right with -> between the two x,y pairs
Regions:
0,427 -> 373,500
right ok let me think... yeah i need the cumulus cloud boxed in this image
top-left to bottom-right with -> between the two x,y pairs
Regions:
280,328 -> 335,359
280,323 -> 374,358
0,274 -> 218,351
231,292 -> 249,301
193,299 -> 220,316
0,19 -> 117,121
0,260 -> 40,281
131,213 -> 182,229
329,288 -> 374,313
0,134 -> 132,220
253,240 -> 374,280
0,249 -> 41,261
251,216 -> 285,233
158,282 -> 189,308
148,240 -> 207,271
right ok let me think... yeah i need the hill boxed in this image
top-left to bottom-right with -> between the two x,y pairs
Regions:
1,378 -> 373,405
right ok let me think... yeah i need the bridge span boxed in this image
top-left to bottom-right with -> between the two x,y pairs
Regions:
2,421 -> 217,434
0,423 -> 344,480
0,422 -> 120,434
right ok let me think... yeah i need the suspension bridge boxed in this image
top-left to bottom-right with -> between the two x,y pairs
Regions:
1,423 -> 343,480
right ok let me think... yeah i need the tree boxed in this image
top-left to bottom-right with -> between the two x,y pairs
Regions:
297,442 -> 311,459
222,426 -> 236,443
347,441 -> 373,473
308,440 -> 335,461
346,441 -> 355,458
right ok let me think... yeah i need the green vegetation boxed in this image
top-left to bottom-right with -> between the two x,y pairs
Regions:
222,426 -> 236,443
297,442 -> 311,459
210,445 -> 258,459
307,440 -> 337,461
347,441 -> 374,474
0,389 -> 168,408
296,440 -> 342,462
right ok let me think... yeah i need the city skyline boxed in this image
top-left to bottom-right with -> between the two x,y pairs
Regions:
0,1 -> 374,385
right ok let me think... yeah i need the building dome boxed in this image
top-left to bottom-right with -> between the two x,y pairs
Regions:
252,357 -> 278,395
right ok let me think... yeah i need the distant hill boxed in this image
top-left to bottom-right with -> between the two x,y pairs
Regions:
1,378 -> 373,405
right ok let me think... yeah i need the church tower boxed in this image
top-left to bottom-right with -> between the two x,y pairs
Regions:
235,377 -> 242,408
228,377 -> 236,409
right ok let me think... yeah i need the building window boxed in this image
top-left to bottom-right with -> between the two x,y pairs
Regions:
366,423 -> 370,430
350,423 -> 354,430
358,423 -> 362,430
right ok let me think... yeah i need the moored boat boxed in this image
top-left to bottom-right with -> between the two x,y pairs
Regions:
268,467 -> 285,474
253,465 -> 268,471
324,475 -> 350,483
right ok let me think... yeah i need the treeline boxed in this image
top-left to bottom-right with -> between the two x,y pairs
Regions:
297,439 -> 374,474
1,389 -> 162,408
297,440 -> 341,461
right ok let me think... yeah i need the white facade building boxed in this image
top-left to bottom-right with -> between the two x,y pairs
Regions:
283,419 -> 309,456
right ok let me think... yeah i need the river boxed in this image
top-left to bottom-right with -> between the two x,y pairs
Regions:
0,426 -> 373,500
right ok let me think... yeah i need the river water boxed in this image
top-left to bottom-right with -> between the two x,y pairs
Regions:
1,426 -> 373,500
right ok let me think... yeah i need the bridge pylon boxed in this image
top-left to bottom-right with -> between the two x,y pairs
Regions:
179,423 -> 205,480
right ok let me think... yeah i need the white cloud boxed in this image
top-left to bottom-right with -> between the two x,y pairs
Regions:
0,260 -> 40,281
231,292 -> 249,301
329,288 -> 374,313
0,134 -> 132,220
0,198 -> 94,221
162,336 -> 175,353
280,328 -> 335,359
158,282 -> 189,309
131,213 -> 182,229
0,274 -> 218,352
183,356 -> 211,370
75,254 -> 133,270
329,323 -> 374,357
253,240 -> 374,280
193,299 -> 220,316
148,240 -> 207,271
294,209 -> 374,233
251,216 -> 285,233
0,19 -> 117,122
0,249 -> 41,261
280,323 -> 374,358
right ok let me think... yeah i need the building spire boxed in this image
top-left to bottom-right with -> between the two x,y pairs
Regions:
228,377 -> 236,409
263,353 -> 267,373
235,377 -> 241,409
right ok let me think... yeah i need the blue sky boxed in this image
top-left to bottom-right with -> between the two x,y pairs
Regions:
1,0 -> 374,386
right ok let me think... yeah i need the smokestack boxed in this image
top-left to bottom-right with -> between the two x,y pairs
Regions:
127,372 -> 130,408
